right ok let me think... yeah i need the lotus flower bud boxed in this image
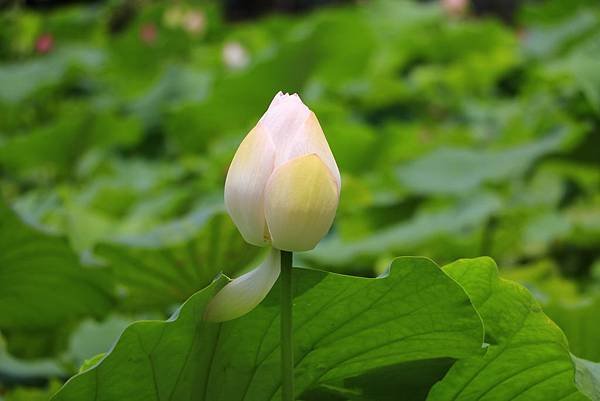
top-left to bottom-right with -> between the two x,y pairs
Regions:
224,92 -> 341,252
205,92 -> 340,322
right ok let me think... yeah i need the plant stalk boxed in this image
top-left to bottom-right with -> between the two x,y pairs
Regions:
280,250 -> 294,401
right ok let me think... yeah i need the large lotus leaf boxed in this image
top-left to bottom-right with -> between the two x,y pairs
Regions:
300,258 -> 598,401
51,257 -> 483,401
428,257 -> 590,401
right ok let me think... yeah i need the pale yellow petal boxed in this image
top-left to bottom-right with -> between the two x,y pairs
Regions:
265,154 -> 339,252
276,112 -> 341,191
224,125 -> 275,246
204,248 -> 280,322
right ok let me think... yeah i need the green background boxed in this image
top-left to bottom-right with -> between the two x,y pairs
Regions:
0,0 -> 599,399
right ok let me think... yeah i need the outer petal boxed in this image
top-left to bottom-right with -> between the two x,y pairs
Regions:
265,154 -> 339,252
224,125 -> 275,246
204,248 -> 280,322
275,111 -> 341,191
259,92 -> 310,149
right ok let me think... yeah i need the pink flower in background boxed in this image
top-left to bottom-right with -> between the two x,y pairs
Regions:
163,6 -> 206,37
222,41 -> 250,70
35,33 -> 54,54
442,0 -> 469,17
140,23 -> 157,45
182,10 -> 206,36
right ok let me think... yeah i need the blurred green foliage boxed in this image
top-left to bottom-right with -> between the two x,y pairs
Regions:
0,0 -> 599,399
